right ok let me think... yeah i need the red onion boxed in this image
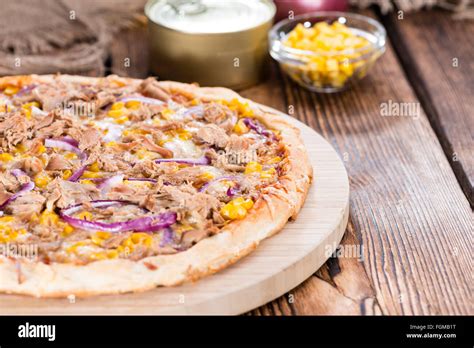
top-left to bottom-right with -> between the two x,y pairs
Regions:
243,118 -> 277,140
45,138 -> 88,182
68,165 -> 87,182
274,0 -> 348,21
0,170 -> 35,210
59,200 -> 177,233
58,136 -> 79,147
16,84 -> 37,96
44,138 -> 84,158
155,156 -> 210,165
120,96 -> 164,106
183,105 -> 204,118
125,178 -> 157,183
199,176 -> 236,193
98,174 -> 124,194
159,227 -> 175,247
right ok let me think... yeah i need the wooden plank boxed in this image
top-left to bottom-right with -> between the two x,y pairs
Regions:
243,11 -> 472,315
381,9 -> 474,206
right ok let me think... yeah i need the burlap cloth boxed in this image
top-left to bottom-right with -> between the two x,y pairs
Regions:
0,0 -> 147,76
0,0 -> 471,77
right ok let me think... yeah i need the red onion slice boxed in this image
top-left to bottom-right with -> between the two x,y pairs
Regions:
16,84 -> 37,96
119,96 -> 164,106
199,176 -> 236,193
155,156 -> 210,166
68,165 -> 87,182
44,138 -> 84,158
125,178 -> 157,183
59,200 -> 177,233
0,170 -> 35,210
159,227 -> 175,247
45,138 -> 88,181
98,174 -> 124,194
243,118 -> 277,140
58,136 -> 79,147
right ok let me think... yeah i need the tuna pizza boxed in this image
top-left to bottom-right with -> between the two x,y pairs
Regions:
0,75 -> 312,297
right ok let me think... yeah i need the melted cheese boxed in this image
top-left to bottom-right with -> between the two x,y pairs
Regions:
163,138 -> 202,158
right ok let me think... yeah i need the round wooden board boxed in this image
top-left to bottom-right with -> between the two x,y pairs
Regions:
1,112 -> 349,315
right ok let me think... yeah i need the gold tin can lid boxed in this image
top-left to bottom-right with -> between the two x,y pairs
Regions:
147,0 -> 275,34
145,0 -> 276,89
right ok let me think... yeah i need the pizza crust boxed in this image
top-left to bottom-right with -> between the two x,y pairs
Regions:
0,75 -> 313,297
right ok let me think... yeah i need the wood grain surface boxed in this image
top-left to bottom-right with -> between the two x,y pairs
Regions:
1,116 -> 349,315
83,9 -> 472,315
382,9 -> 474,206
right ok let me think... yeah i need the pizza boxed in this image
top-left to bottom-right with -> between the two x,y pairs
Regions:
0,74 -> 312,297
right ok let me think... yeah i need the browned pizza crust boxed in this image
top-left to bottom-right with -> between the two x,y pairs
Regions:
0,75 -> 312,297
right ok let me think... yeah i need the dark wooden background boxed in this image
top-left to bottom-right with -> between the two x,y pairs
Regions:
90,9 -> 473,314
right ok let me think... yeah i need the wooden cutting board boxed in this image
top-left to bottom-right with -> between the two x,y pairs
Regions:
0,112 -> 350,315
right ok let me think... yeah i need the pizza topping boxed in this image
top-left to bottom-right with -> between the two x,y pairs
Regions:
195,124 -> 229,148
60,200 -> 177,233
0,170 -> 35,211
0,76 -> 287,264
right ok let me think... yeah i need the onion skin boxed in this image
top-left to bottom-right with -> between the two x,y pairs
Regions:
274,0 -> 348,21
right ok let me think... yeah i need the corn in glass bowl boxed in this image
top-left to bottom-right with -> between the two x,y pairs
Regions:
269,12 -> 386,93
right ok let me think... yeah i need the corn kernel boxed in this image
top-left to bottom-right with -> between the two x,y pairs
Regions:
199,172 -> 215,181
36,144 -> 46,155
79,179 -> 94,185
34,172 -> 52,188
244,161 -> 262,175
61,224 -> 75,237
82,170 -> 101,178
110,102 -> 124,110
64,152 -> 77,160
224,99 -> 253,117
91,231 -> 111,245
39,210 -> 59,225
260,167 -> 276,179
114,115 -> 129,124
160,108 -> 174,120
62,169 -> 72,180
125,100 -> 141,110
88,162 -> 100,172
233,119 -> 249,134
107,109 -> 123,118
76,211 -> 93,220
267,156 -> 282,164
177,129 -> 192,140
0,153 -> 14,162
220,197 -> 254,220
3,86 -> 19,96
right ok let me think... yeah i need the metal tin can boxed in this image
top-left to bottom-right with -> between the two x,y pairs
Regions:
145,0 -> 276,90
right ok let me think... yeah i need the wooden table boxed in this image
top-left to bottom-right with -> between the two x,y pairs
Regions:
92,9 -> 472,315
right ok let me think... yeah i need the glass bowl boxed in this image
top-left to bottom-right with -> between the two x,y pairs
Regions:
269,11 -> 386,93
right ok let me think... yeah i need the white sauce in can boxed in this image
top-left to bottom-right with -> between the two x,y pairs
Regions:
147,0 -> 275,34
